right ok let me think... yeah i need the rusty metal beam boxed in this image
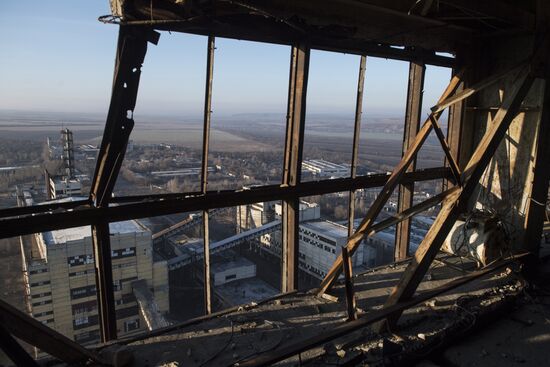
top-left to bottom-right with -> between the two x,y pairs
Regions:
89,26 -> 156,207
395,61 -> 425,261
201,35 -> 215,195
110,168 -> 450,204
92,221 -> 117,342
282,43 -> 309,292
348,55 -> 367,237
0,198 -> 90,220
0,298 -> 102,364
201,35 -> 215,315
281,199 -> 300,292
88,26 -> 158,343
115,0 -> 458,67
0,324 -> 39,367
0,168 -> 451,240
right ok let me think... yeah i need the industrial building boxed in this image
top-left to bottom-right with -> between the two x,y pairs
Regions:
20,208 -> 169,354
45,129 -> 83,200
45,178 -> 83,200
1,1 -> 550,367
301,159 -> 350,178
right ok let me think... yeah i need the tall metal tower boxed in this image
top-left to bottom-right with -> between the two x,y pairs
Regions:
61,128 -> 75,179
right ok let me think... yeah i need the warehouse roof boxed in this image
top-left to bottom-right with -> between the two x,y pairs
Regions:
301,220 -> 348,240
43,220 -> 147,245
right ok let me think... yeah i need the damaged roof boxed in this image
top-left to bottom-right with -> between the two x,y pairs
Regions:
107,0 -> 536,65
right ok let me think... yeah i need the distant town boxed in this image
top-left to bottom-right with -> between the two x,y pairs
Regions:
0,111 -> 444,351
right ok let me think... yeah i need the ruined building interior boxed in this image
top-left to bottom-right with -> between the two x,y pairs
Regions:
1,0 -> 550,366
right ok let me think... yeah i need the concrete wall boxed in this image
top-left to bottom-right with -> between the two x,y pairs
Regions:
212,263 -> 256,286
461,35 -> 546,251
152,260 -> 170,314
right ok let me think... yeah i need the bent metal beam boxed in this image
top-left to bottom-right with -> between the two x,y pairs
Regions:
89,25 -> 157,342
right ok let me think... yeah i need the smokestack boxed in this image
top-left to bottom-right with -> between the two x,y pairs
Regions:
61,128 -> 75,179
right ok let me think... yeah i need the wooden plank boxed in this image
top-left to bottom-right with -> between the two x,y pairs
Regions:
0,198 -> 89,220
428,114 -> 462,185
341,246 -> 357,321
381,69 -> 534,330
444,68 -> 465,190
318,71 -> 464,295
395,61 -> 425,261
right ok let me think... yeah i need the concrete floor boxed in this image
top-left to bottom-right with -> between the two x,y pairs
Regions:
420,255 -> 550,367
434,300 -> 550,367
105,255 -> 525,366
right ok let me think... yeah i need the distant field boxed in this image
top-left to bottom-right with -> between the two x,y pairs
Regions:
306,130 -> 402,141
0,112 -> 274,151
117,127 -> 270,152
0,110 -> 443,158
0,129 -> 103,141
0,126 -> 272,152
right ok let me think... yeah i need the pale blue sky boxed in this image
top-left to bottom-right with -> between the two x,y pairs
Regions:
0,1 -> 451,117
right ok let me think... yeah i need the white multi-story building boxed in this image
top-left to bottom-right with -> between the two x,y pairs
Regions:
259,219 -> 364,280
301,159 -> 350,178
21,215 -> 169,352
274,201 -> 320,222
298,221 -> 364,279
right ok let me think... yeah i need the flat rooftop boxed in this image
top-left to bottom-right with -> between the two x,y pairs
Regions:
211,252 -> 255,274
43,220 -> 147,246
37,196 -> 87,204
301,220 -> 348,240
215,277 -> 279,307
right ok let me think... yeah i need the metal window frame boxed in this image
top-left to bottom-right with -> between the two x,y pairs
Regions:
0,26 -> 455,351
